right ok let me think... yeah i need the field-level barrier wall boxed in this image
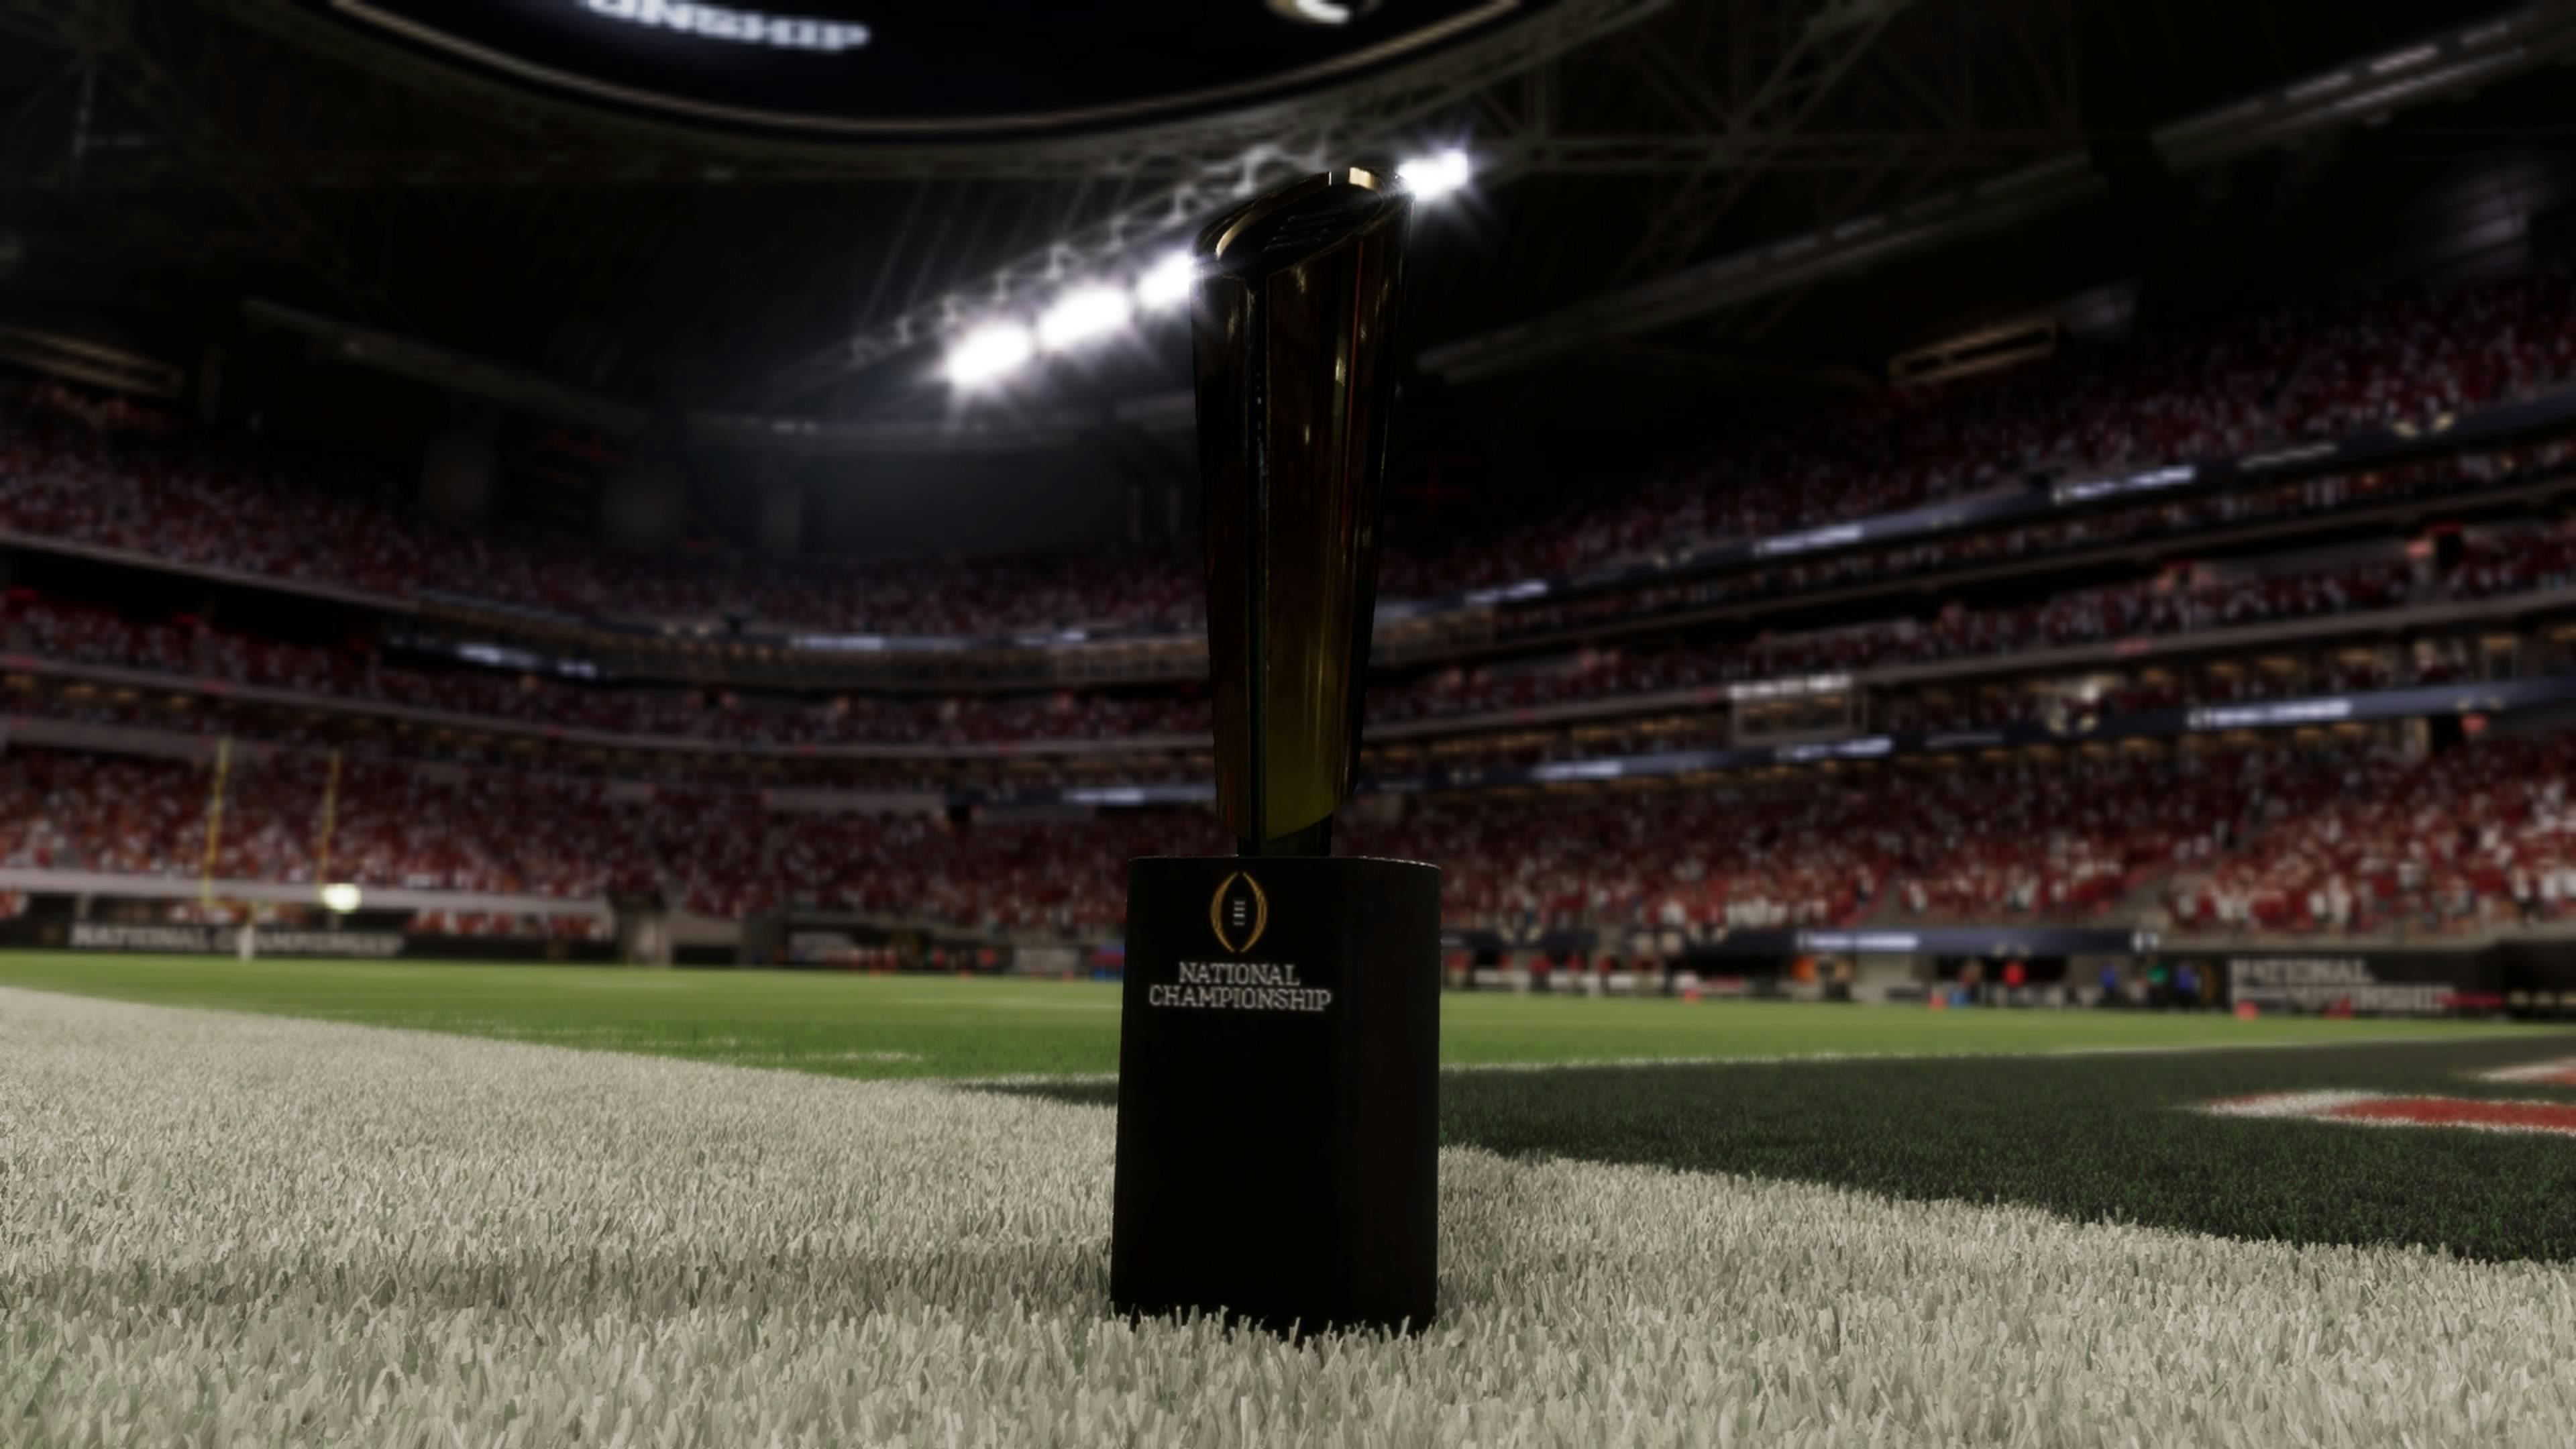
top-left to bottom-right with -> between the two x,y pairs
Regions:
1444,923 -> 2576,1018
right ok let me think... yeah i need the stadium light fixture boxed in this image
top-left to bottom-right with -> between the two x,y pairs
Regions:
1269,0 -> 1355,22
1036,284 -> 1135,353
319,882 -> 362,914
942,321 -> 1036,389
1398,148 -> 1473,202
1134,252 -> 1196,311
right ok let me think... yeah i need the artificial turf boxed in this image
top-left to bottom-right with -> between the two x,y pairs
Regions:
7,953 -> 2575,1267
1456,1035 -> 2576,1263
20,988 -> 2575,1448
1010,1034 -> 2576,1261
0,951 -> 2558,1078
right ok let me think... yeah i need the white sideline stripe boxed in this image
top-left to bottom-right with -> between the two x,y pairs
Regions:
1442,1029 -> 2544,1071
2481,1056 -> 2576,1081
2203,1090 -> 2384,1118
956,1031 -> 2547,1091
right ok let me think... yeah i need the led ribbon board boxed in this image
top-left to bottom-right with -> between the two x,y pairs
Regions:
323,0 -> 1554,138
576,0 -> 870,51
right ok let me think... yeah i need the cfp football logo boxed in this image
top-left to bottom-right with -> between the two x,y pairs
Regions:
1208,871 -> 1271,954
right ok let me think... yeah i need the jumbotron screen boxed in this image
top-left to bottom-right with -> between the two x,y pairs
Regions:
323,0 -> 1556,137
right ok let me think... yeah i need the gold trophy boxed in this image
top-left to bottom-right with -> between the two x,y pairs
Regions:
1110,168 -> 1441,1334
1193,166 -> 1409,857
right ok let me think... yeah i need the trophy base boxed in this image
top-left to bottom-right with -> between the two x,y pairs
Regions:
1110,854 -> 1441,1335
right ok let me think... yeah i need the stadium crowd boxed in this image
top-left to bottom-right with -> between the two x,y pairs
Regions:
6,270 -> 2571,636
1425,439 -> 2575,660
0,677 -> 1234,800
1354,731 -> 2576,941
3,594 -> 1209,744
1874,643 -> 2485,733
1347,750 -> 2271,930
11,523 -> 2569,747
7,724 -> 2573,941
6,265 -> 2575,944
0,743 -> 1218,930
1372,529 -> 2571,723
2163,729 -> 2576,934
1380,270 -> 2576,595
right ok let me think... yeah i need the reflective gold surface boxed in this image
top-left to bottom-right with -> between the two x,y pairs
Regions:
1193,169 -> 1411,853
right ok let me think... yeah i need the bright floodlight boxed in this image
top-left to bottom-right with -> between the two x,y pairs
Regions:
1399,148 -> 1473,201
319,882 -> 362,914
943,321 -> 1035,388
1134,252 -> 1196,311
1036,284 -> 1135,353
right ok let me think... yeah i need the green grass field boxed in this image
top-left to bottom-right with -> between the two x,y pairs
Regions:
9,953 -> 2576,1445
0,951 -> 2554,1078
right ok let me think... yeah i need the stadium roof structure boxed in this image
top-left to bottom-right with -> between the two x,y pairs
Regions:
1,0 -> 2569,451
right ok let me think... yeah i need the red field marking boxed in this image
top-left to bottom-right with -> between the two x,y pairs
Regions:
2204,1091 -> 2576,1137
2478,1057 -> 2576,1087
2336,1097 -> 2576,1134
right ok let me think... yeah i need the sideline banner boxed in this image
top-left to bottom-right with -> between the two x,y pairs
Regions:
2197,949 -> 2504,1016
0,912 -> 617,964
65,921 -> 405,957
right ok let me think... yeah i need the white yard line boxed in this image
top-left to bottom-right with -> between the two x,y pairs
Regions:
3,985 -> 2572,1448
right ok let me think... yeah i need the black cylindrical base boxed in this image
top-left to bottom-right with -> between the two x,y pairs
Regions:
1110,854 -> 1440,1334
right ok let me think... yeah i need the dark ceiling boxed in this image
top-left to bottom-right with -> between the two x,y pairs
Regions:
0,0 -> 2560,454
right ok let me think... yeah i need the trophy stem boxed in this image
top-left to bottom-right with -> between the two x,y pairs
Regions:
1194,168 -> 1404,856
1239,818 -> 1331,859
